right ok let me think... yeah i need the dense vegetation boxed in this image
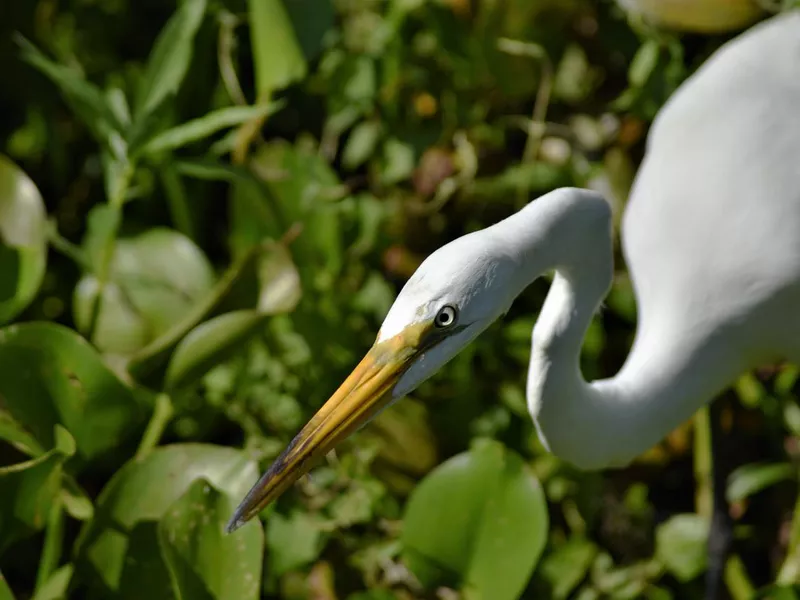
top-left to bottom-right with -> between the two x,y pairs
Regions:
1,1 -> 799,599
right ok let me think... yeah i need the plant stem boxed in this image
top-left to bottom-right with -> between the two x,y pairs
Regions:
34,496 -> 64,593
159,164 -> 195,241
135,393 -> 174,460
694,406 -> 712,519
724,554 -> 755,600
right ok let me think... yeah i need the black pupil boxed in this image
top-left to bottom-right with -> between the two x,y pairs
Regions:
438,309 -> 452,325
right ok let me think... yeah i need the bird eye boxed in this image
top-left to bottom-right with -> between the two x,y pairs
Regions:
434,305 -> 458,328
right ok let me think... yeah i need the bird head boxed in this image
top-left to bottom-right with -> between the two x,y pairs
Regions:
227,226 -> 522,531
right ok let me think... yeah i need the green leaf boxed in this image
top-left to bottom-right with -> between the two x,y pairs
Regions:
0,323 -> 147,462
0,426 -> 76,552
74,228 -> 216,355
135,0 -> 207,119
0,410 -> 45,458
539,538 -> 598,599
165,310 -> 268,394
248,0 -> 307,98
16,37 -> 123,147
753,585 -> 800,600
0,571 -> 16,600
0,155 -> 48,324
265,511 -> 322,577
159,479 -> 263,600
32,564 -> 73,600
629,40 -> 660,88
256,242 -> 302,315
401,440 -> 548,600
655,514 -> 708,582
75,444 -> 259,599
726,462 -> 795,503
139,103 -> 282,156
342,121 -> 382,170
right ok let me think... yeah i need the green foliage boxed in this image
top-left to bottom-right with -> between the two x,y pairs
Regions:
1,1 -> 798,599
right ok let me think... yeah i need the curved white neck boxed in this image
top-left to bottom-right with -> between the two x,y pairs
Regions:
500,191 -> 743,469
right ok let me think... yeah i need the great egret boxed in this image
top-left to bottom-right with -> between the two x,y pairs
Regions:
228,11 -> 800,533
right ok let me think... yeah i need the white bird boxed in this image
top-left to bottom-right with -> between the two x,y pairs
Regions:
228,11 -> 800,532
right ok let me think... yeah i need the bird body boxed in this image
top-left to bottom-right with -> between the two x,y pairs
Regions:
229,11 -> 800,531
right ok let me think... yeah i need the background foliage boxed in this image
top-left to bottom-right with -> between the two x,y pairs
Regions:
1,0 -> 799,599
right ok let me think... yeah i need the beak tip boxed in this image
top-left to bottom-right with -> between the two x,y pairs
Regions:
225,508 -> 248,534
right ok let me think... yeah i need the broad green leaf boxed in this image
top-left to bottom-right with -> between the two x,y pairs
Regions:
0,571 -> 15,600
248,0 -> 307,98
74,228 -> 215,355
32,564 -> 73,600
629,40 -> 660,88
125,241 -> 269,383
75,444 -> 259,599
139,103 -> 282,156
402,440 -> 548,600
726,462 -> 795,503
16,37 -> 123,147
539,538 -> 598,599
265,511 -> 323,577
135,0 -> 207,118
159,479 -> 263,600
0,426 -> 75,552
0,323 -> 147,462
655,514 -> 708,582
0,155 -> 48,324
165,310 -> 269,394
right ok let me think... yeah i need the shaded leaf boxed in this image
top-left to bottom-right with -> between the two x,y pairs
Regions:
17,37 -> 123,146
0,426 -> 75,552
402,439 -> 548,600
0,155 -> 48,324
0,323 -> 147,462
135,0 -> 208,118
159,479 -> 263,600
75,444 -> 259,599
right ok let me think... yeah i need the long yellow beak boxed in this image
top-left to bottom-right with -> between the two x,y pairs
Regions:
226,321 -> 433,532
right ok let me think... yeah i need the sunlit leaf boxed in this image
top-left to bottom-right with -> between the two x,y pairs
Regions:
159,479 -> 263,600
248,0 -> 307,98
257,242 -> 302,315
0,155 -> 48,324
0,426 -> 75,552
74,228 -> 216,355
32,564 -> 73,600
655,514 -> 708,582
726,462 -> 795,503
0,410 -> 45,458
265,511 -> 323,577
402,439 -> 548,600
0,323 -> 147,462
135,0 -> 207,119
75,444 -> 259,599
539,538 -> 598,599
342,121 -> 382,170
139,103 -> 282,156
